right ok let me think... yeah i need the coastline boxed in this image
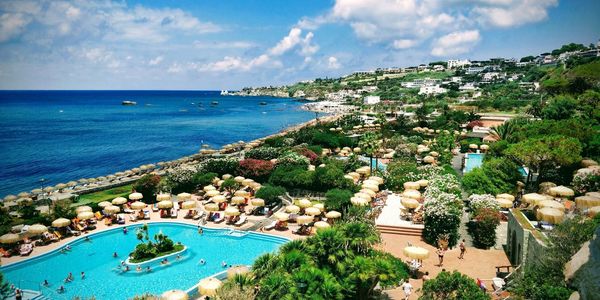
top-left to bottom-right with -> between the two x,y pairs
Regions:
3,111 -> 345,203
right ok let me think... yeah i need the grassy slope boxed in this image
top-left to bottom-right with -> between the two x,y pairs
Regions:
74,184 -> 133,206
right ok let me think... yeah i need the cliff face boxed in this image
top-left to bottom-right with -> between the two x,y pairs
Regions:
564,226 -> 600,300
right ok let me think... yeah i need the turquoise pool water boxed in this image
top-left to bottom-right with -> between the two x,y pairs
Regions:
463,153 -> 484,173
1,223 -> 286,299
359,156 -> 387,171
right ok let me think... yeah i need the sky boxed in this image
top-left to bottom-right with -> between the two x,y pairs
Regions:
0,0 -> 598,90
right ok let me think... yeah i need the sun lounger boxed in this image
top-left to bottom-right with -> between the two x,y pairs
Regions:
214,213 -> 224,223
104,218 -> 112,226
152,204 -> 159,212
129,214 -> 137,222
20,243 -> 33,256
95,211 -> 103,220
234,215 -> 247,226
193,210 -> 204,220
0,248 -> 12,257
66,226 -> 81,236
264,220 -> 277,230
52,230 -> 63,239
143,210 -> 151,219
170,209 -> 178,218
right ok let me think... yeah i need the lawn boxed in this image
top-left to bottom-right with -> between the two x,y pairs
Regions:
73,184 -> 133,207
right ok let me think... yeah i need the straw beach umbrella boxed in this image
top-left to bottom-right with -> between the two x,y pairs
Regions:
549,186 -> 575,198
234,190 -> 249,197
130,201 -> 147,210
368,176 -> 384,185
224,207 -> 240,216
52,218 -> 71,228
157,193 -> 171,201
205,190 -> 220,197
325,211 -> 342,219
231,196 -> 245,205
537,200 -> 565,211
31,189 -> 43,195
129,193 -> 143,201
575,196 -> 600,209
522,193 -> 549,205
158,200 -> 173,209
203,185 -> 216,192
496,194 -> 515,202
211,195 -> 226,203
297,199 -> 312,208
403,189 -> 421,200
403,246 -> 430,260
103,205 -> 120,215
250,198 -> 265,207
0,233 -> 21,244
161,290 -> 188,300
286,205 -> 300,214
3,195 -> 17,201
67,181 -> 78,187
314,221 -> 330,230
181,201 -> 197,210
351,197 -> 369,206
313,203 -> 325,212
274,212 -> 289,221
536,207 -> 564,224
362,183 -> 379,192
495,198 -> 514,209
305,207 -> 321,216
354,192 -> 371,201
296,215 -> 314,224
98,201 -> 111,208
112,197 -> 127,205
177,193 -> 192,200
227,265 -> 250,279
77,211 -> 94,220
27,224 -> 48,235
18,192 -> 30,198
404,182 -> 420,190
401,197 -> 420,209
198,277 -> 222,296
76,206 -> 92,214
204,203 -> 219,212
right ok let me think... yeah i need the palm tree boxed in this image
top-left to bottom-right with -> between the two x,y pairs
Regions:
359,132 -> 381,173
305,228 -> 347,266
280,239 -> 305,254
340,221 -> 380,255
252,253 -> 278,280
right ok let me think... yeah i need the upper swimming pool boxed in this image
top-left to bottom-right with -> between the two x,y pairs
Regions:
1,222 -> 287,299
463,153 -> 484,173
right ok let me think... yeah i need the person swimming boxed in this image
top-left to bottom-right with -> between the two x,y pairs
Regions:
136,265 -> 142,272
113,252 -> 118,258
146,266 -> 152,273
57,286 -> 65,293
84,236 -> 90,242
123,227 -> 128,234
42,280 -> 49,287
161,258 -> 169,265
65,273 -> 73,283
80,272 -> 85,279
123,265 -> 130,272
221,261 -> 227,268
176,254 -> 182,260
199,259 -> 206,265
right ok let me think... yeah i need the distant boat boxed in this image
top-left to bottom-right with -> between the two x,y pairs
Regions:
220,90 -> 229,96
211,101 -> 219,105
122,101 -> 137,106
259,102 -> 267,105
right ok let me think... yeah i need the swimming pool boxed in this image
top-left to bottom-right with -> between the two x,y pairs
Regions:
1,223 -> 287,299
463,153 -> 484,173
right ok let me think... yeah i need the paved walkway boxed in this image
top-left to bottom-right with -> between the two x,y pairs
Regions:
376,194 -> 423,229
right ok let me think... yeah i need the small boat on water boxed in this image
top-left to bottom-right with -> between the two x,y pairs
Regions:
211,101 -> 219,105
259,102 -> 267,105
122,100 -> 137,106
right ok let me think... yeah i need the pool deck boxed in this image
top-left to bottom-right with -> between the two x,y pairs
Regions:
1,196 -> 303,266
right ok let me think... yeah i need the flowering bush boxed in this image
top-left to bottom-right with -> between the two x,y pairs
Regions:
238,159 -> 275,181
423,192 -> 463,247
469,208 -> 501,249
466,120 -> 484,130
277,151 -> 310,169
468,194 -> 499,216
296,148 -> 319,163
201,158 -> 239,175
406,165 -> 445,182
166,165 -> 199,193
572,169 -> 600,194
245,147 -> 281,160
425,174 -> 462,197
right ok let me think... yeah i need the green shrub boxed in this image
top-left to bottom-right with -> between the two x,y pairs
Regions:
269,166 -> 314,189
133,174 -> 161,203
420,271 -> 490,300
324,189 -> 353,212
192,172 -> 218,188
245,147 -> 281,160
314,164 -> 355,191
385,160 -> 419,191
277,152 -> 310,169
468,208 -> 501,249
255,185 -> 286,206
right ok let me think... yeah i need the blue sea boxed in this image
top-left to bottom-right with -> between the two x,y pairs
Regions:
0,90 -> 314,197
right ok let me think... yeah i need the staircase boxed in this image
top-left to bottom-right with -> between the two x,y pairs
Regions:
377,224 -> 423,236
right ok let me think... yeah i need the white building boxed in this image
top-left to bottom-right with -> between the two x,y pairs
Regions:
363,95 -> 381,105
447,59 -> 471,69
418,85 -> 447,95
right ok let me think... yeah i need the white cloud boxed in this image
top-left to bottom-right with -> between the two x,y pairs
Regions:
0,1 -> 221,44
198,54 -> 281,72
194,41 -> 255,49
431,30 -> 480,57
0,13 -> 31,42
392,39 -> 418,49
148,56 -> 164,65
472,0 -> 558,28
269,27 -> 318,57
327,56 -> 341,69
300,0 -> 557,54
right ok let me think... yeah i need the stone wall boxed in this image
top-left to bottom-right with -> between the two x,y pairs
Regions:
506,209 -> 548,266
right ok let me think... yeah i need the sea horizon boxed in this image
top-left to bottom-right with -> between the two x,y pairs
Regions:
0,90 -> 314,196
